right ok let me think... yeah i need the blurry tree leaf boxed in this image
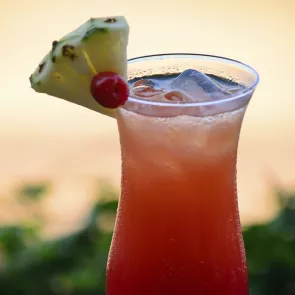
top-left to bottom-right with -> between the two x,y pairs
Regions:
18,183 -> 50,203
0,225 -> 39,258
88,199 -> 118,228
96,181 -> 119,201
244,188 -> 295,295
267,189 -> 295,238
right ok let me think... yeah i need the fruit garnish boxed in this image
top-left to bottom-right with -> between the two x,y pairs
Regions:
29,16 -> 129,117
91,72 -> 129,109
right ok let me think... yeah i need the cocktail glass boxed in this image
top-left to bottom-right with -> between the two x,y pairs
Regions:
106,54 -> 259,295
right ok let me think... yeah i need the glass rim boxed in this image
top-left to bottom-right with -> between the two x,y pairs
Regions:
126,53 -> 260,108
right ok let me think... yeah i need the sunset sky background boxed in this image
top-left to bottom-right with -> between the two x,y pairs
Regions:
0,0 -> 294,237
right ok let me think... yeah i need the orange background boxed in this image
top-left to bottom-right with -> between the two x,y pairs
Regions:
0,0 -> 294,237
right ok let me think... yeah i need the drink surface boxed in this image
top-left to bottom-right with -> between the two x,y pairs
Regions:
129,72 -> 244,94
107,73 -> 249,295
129,71 -> 246,104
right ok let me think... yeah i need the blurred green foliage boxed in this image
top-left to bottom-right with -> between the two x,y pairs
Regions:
0,184 -> 295,294
245,189 -> 295,295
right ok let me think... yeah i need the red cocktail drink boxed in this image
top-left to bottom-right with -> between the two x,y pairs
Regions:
107,54 -> 259,295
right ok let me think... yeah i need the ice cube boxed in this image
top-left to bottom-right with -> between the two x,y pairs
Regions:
155,91 -> 195,103
131,79 -> 165,99
132,86 -> 165,98
171,69 -> 242,102
133,79 -> 155,88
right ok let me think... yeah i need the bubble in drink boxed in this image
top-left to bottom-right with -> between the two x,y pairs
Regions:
171,69 -> 243,102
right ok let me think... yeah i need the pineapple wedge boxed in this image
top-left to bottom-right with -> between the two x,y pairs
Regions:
29,16 -> 129,117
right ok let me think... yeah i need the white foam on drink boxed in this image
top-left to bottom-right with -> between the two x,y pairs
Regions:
117,106 -> 246,160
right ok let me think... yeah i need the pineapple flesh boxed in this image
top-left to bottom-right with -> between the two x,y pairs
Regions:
29,16 -> 129,117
